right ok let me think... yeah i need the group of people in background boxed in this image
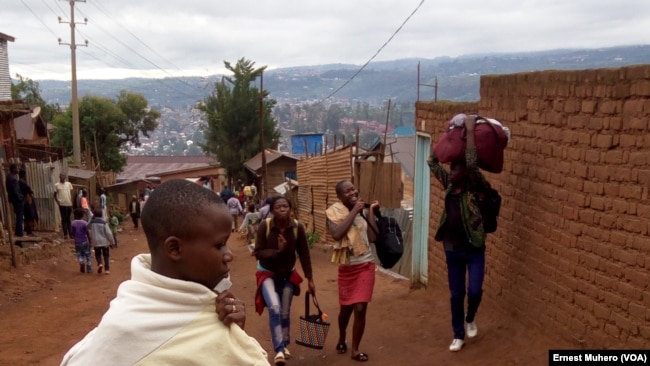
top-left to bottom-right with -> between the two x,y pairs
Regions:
52,173 -> 120,275
5,164 -> 39,239
59,129 -> 493,364
60,178 -> 381,366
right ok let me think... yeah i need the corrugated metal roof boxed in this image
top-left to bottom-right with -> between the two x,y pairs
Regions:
117,155 -> 218,182
0,32 -> 15,42
14,113 -> 34,140
106,178 -> 154,188
68,167 -> 96,180
244,149 -> 298,172
391,135 -> 416,180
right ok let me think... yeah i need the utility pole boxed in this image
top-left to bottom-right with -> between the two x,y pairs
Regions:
417,62 -> 438,102
58,0 -> 88,166
259,71 -> 268,199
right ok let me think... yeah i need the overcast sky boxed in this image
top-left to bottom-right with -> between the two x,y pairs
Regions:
3,0 -> 650,81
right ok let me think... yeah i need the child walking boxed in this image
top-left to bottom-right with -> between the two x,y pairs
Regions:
70,208 -> 92,273
109,211 -> 119,248
88,209 -> 116,274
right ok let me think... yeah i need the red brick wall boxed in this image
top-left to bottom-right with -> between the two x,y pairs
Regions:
416,65 -> 650,348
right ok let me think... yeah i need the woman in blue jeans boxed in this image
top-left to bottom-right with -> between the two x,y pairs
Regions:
428,114 -> 492,352
254,196 -> 315,366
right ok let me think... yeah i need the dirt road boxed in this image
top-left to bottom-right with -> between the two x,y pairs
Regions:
0,226 -> 562,365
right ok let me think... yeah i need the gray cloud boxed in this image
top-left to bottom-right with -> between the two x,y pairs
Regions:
4,0 -> 650,80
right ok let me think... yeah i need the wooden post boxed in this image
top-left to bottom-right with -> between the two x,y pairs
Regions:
1,168 -> 18,268
303,139 -> 309,159
259,71 -> 268,199
368,100 -> 391,203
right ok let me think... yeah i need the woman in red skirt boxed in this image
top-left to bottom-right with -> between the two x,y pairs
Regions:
326,180 -> 379,362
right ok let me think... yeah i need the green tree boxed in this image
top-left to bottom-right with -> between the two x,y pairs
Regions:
116,90 -> 160,147
199,58 -> 280,180
323,104 -> 344,133
11,74 -> 61,121
51,91 -> 159,173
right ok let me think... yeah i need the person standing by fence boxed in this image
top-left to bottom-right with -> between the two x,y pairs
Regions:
6,164 -> 24,238
18,169 -> 38,236
54,173 -> 73,239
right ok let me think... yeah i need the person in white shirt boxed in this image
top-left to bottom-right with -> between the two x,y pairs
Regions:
53,173 -> 74,239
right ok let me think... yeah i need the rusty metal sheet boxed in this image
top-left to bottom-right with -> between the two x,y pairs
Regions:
24,160 -> 66,232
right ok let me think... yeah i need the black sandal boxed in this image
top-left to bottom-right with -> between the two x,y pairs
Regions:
336,342 -> 347,354
351,352 -> 369,362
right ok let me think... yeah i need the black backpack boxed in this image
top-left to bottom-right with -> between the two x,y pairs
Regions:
476,186 -> 501,234
363,211 -> 404,269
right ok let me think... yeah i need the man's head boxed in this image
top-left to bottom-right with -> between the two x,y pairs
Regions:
93,208 -> 103,218
59,173 -> 66,183
141,179 -> 232,290
18,169 -> 26,180
9,164 -> 18,175
449,160 -> 468,187
335,180 -> 358,209
73,208 -> 85,220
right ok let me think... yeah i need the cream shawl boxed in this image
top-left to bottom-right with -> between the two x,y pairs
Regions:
325,202 -> 370,265
61,254 -> 269,366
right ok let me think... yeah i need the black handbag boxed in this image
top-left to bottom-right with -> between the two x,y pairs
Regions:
295,291 -> 330,349
362,210 -> 404,269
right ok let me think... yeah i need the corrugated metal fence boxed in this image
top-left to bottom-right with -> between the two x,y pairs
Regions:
380,207 -> 413,279
296,146 -> 353,244
296,145 -> 414,278
24,160 -> 67,232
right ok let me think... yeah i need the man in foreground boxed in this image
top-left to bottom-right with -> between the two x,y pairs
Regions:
61,179 -> 270,365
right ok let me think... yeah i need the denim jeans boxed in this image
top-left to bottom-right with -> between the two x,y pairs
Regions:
260,275 -> 294,352
75,241 -> 92,272
445,249 -> 485,340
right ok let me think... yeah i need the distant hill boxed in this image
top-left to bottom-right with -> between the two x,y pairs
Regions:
37,45 -> 650,109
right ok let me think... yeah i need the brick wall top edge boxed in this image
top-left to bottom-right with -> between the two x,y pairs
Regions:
480,64 -> 650,82
415,100 -> 478,112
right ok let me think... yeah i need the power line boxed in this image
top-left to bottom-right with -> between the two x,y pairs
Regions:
53,0 -> 68,18
76,28 -> 139,69
19,0 -> 59,39
90,1 -> 183,71
320,0 -> 425,102
74,5 -> 202,94
40,0 -> 61,19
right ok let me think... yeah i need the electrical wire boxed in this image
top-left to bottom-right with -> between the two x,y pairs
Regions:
77,3 -> 205,94
319,0 -> 425,103
19,0 -> 60,39
90,1 -> 183,71
40,0 -> 61,19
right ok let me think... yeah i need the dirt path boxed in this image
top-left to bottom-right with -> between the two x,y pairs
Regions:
0,226 -> 561,365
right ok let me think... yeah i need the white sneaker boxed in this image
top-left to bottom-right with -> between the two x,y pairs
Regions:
449,338 -> 464,352
274,351 -> 286,366
466,321 -> 478,338
283,347 -> 291,359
